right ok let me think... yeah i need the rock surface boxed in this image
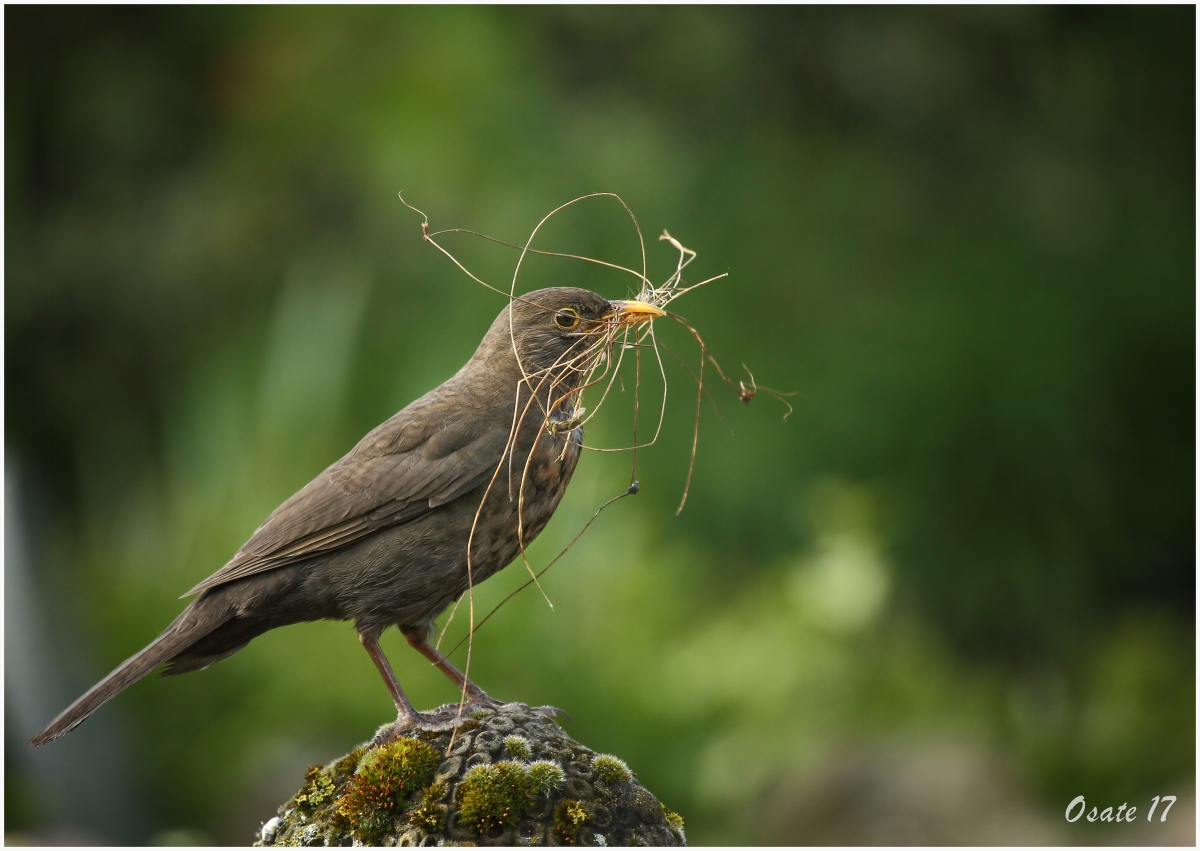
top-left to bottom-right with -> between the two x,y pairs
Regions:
256,703 -> 686,847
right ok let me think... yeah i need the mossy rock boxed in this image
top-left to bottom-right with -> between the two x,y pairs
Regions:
256,703 -> 686,847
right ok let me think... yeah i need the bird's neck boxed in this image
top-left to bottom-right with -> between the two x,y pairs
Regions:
456,333 -> 580,404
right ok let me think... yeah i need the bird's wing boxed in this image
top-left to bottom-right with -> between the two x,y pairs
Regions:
182,402 -> 511,597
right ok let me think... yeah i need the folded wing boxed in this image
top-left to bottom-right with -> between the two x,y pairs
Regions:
183,403 -> 510,598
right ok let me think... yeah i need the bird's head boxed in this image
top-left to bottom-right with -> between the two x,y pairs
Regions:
476,286 -> 664,381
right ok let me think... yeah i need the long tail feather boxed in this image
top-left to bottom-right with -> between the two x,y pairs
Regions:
28,602 -> 229,746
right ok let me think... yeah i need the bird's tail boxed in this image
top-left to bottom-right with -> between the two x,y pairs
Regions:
28,598 -> 231,746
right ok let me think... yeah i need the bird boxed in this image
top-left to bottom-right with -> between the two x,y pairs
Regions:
29,287 -> 665,746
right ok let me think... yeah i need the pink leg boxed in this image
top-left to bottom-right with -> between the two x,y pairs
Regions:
402,629 -> 504,708
359,631 -> 423,726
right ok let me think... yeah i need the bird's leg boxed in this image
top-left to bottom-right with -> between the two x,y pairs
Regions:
357,628 -> 475,739
402,628 -> 503,710
402,628 -> 569,722
359,632 -> 424,729
359,631 -> 466,739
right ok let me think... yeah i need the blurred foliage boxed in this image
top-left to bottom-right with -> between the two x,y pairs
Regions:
5,5 -> 1194,845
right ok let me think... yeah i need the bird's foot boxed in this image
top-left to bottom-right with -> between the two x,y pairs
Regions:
370,699 -> 571,746
370,712 -> 458,745
369,698 -> 502,746
462,699 -> 572,724
463,692 -> 505,712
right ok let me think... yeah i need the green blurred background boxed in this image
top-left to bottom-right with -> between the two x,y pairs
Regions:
5,5 -> 1194,845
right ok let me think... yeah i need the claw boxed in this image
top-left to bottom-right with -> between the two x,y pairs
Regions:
531,705 -> 571,723
467,694 -> 506,712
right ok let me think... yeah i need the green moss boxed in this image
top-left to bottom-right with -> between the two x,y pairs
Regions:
425,781 -> 448,801
552,799 -> 591,844
456,760 -> 533,833
503,734 -> 531,759
526,760 -> 565,794
362,738 -> 441,790
591,754 -> 631,784
409,800 -> 446,832
331,746 -> 366,780
336,738 -> 441,841
409,782 -> 448,833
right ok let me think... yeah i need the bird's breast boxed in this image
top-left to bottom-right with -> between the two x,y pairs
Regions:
472,421 -> 581,567
325,417 -> 584,634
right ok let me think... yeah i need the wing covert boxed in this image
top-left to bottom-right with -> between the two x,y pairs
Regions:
182,407 -> 509,597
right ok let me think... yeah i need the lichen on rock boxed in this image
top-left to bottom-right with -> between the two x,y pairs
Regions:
255,703 -> 685,847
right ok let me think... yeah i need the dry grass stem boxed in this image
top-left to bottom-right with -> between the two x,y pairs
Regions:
399,193 -> 792,737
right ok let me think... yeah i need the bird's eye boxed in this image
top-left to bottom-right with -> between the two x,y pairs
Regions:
554,308 -> 580,330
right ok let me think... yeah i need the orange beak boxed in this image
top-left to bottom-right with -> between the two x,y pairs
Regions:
608,299 -> 666,326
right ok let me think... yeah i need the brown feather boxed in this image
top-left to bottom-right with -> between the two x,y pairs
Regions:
182,421 -> 510,597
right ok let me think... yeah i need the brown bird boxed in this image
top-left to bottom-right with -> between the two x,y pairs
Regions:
30,287 -> 665,746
